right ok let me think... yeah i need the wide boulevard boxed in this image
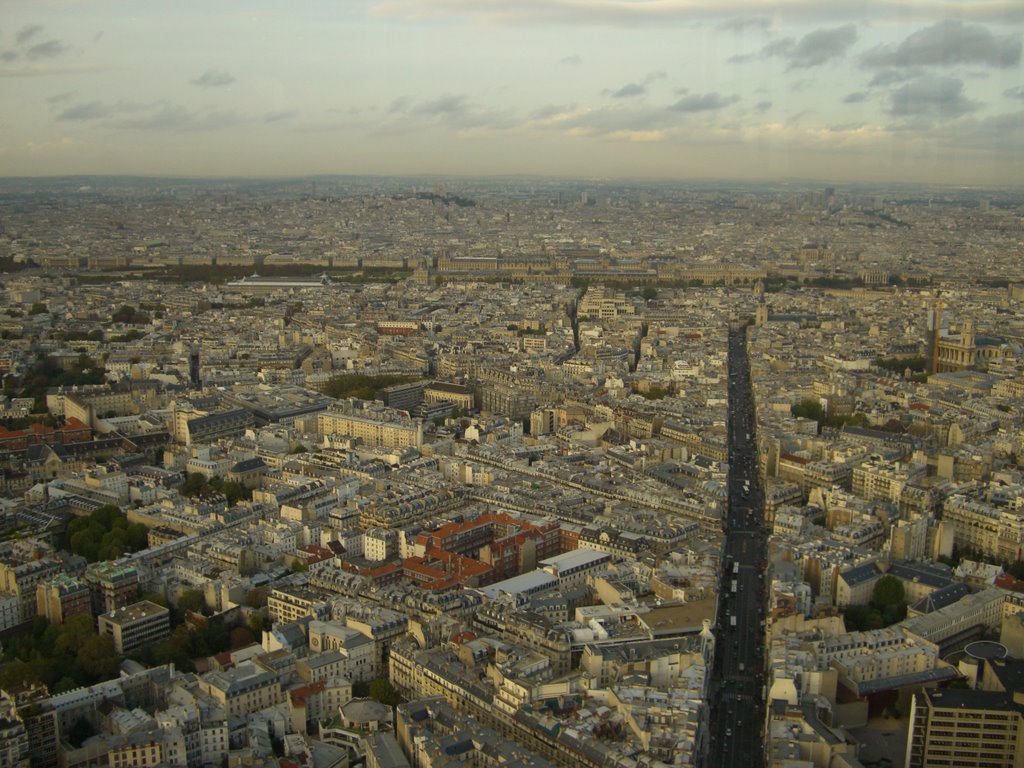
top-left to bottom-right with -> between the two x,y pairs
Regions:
706,323 -> 768,767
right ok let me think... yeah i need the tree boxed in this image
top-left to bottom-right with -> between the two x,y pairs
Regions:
65,505 -> 148,564
641,286 -> 658,301
55,615 -> 96,657
141,592 -> 169,608
245,588 -> 268,609
248,611 -> 271,636
53,675 -> 78,694
290,558 -> 309,573
68,717 -> 95,748
872,575 -> 905,609
178,589 -> 207,615
179,472 -> 210,498
208,477 -> 251,505
791,399 -> 823,421
230,626 -> 255,649
28,302 -> 48,315
369,677 -> 402,707
75,634 -> 120,684
323,373 -> 418,401
112,305 -> 136,323
875,355 -> 927,374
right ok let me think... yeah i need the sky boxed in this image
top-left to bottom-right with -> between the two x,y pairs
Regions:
0,0 -> 1022,185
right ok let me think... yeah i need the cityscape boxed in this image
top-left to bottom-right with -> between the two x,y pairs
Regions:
2,3 -> 1024,768
0,176 -> 1023,768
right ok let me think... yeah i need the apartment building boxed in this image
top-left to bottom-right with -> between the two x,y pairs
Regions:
35,574 -> 91,625
318,409 -> 423,449
198,661 -> 283,718
83,562 -> 140,615
305,620 -> 375,682
268,586 -> 331,624
0,557 -> 61,623
852,457 -> 926,503
942,494 -> 1001,559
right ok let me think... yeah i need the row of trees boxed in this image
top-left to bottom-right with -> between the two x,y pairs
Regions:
3,353 -> 105,411
790,398 -> 871,431
65,505 -> 149,563
130,616 -> 236,673
111,305 -> 151,324
0,615 -> 120,692
323,373 -> 418,401
179,473 -> 253,505
352,677 -> 403,707
875,355 -> 927,374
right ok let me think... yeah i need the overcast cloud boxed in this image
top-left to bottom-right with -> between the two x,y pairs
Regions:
0,2 -> 1021,184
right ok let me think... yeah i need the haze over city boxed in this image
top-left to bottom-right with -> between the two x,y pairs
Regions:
1,0 -> 1022,184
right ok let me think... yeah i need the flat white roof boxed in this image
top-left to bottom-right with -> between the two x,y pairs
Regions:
539,548 -> 611,572
477,570 -> 557,600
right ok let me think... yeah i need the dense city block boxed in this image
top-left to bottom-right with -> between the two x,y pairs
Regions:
1,178 -> 1024,768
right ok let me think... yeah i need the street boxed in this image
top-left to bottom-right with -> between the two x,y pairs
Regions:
706,323 -> 768,767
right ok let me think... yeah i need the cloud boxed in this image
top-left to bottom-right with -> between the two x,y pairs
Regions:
939,110 -> 1024,150
530,103 -> 574,120
264,110 -> 297,123
606,71 -> 665,98
413,94 -> 468,116
370,1 -> 1024,27
16,25 -> 44,45
114,104 -> 246,132
785,25 -> 858,69
388,96 -> 412,113
26,136 -> 75,156
1006,86 -> 1024,101
559,54 -> 581,66
718,16 -> 771,33
670,92 -> 739,112
862,20 -> 1021,69
753,100 -> 772,113
53,99 -> 249,131
888,76 -> 980,119
868,69 -> 914,87
610,82 -> 646,98
191,69 -> 235,87
844,91 -> 868,103
761,38 -> 794,57
730,25 -> 857,69
56,100 -> 152,122
46,91 -> 74,104
0,63 -> 100,78
26,40 -> 70,60
385,93 -> 517,132
1,25 -> 72,66
554,105 -> 678,136
56,100 -> 113,121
